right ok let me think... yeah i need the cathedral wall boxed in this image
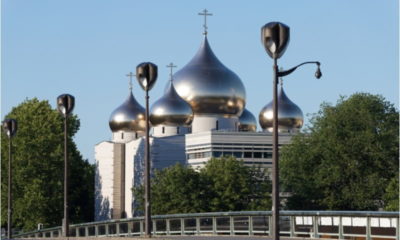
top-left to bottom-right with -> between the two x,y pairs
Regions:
95,141 -> 115,221
192,115 -> 238,133
112,143 -> 125,219
124,138 -> 144,219
152,125 -> 191,137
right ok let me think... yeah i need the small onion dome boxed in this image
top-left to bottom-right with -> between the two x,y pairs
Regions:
150,81 -> 194,127
109,92 -> 146,132
238,108 -> 257,132
259,86 -> 303,132
173,36 -> 246,117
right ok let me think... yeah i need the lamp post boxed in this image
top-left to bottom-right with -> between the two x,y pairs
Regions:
56,94 -> 75,237
136,62 -> 158,238
3,118 -> 17,240
261,22 -> 322,240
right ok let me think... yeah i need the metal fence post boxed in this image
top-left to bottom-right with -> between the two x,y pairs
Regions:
166,219 -> 170,235
338,216 -> 344,239
196,217 -> 200,235
366,216 -> 371,240
75,227 -> 79,237
249,216 -> 253,236
181,218 -> 185,235
213,217 -> 217,235
313,216 -> 319,238
127,221 -> 132,236
116,222 -> 120,236
140,220 -> 144,236
396,217 -> 399,240
230,216 -> 234,235
290,215 -> 295,237
105,223 -> 109,236
153,220 -> 156,235
95,224 -> 98,237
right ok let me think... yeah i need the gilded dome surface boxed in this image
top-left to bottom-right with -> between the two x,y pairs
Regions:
259,86 -> 303,132
150,81 -> 194,127
109,92 -> 146,132
172,36 -> 246,117
238,108 -> 257,132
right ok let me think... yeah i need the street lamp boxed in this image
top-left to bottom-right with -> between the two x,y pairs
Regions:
136,62 -> 158,238
56,94 -> 75,237
3,118 -> 17,240
261,22 -> 322,240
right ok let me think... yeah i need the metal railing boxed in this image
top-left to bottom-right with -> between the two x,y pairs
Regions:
14,211 -> 399,239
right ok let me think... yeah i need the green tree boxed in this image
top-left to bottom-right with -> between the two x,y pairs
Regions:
383,177 -> 399,211
133,156 -> 271,214
202,157 -> 271,212
133,163 -> 208,215
1,98 -> 94,231
280,93 -> 399,210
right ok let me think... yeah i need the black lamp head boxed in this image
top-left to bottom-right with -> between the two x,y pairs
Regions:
3,118 -> 17,138
136,62 -> 158,91
261,22 -> 290,59
57,94 -> 75,117
315,62 -> 322,79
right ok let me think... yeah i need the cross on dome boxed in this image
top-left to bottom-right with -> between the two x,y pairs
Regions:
166,62 -> 177,81
198,9 -> 213,35
126,72 -> 135,91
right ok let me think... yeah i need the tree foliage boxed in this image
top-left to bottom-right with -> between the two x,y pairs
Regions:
1,98 -> 94,231
133,157 -> 271,215
280,93 -> 398,210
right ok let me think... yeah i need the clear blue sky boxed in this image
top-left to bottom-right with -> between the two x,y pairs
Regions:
2,0 -> 398,163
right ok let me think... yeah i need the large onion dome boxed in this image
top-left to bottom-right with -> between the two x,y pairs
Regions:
172,36 -> 246,117
109,91 -> 146,132
238,108 -> 257,132
259,85 -> 303,132
150,81 -> 194,127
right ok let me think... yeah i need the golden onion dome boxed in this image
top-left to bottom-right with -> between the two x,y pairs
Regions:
172,36 -> 246,117
238,108 -> 257,132
109,91 -> 146,132
150,81 -> 194,127
259,86 -> 303,132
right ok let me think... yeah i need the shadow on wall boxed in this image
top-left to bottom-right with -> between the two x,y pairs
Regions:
95,161 -> 111,221
132,138 -> 145,217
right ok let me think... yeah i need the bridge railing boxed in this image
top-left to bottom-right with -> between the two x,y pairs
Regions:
13,211 -> 399,239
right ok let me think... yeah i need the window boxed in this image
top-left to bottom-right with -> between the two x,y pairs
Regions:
244,152 -> 252,158
222,152 -> 233,157
212,151 -> 222,157
264,152 -> 272,158
233,152 -> 243,158
254,152 -> 262,158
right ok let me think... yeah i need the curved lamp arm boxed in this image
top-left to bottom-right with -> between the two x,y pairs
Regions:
278,61 -> 321,79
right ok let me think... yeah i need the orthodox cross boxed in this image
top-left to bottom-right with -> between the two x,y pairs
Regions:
166,62 -> 177,81
198,9 -> 213,35
126,72 -> 135,91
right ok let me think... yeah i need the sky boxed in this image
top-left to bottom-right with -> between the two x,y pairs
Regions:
2,0 -> 399,163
